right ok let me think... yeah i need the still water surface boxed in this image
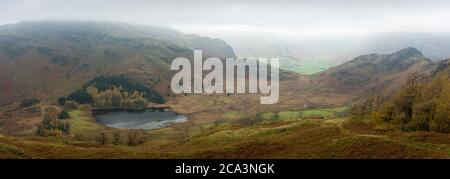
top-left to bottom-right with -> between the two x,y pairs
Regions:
95,109 -> 187,130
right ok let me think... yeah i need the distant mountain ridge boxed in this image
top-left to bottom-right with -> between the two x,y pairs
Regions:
359,33 -> 450,61
315,47 -> 434,94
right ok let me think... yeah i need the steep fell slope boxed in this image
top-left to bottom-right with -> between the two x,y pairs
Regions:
0,21 -> 235,105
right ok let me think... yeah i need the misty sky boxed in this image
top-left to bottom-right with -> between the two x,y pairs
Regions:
1,0 -> 450,38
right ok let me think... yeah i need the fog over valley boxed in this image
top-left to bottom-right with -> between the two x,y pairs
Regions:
2,0 -> 450,64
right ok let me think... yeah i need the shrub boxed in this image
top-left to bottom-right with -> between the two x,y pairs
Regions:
58,110 -> 70,119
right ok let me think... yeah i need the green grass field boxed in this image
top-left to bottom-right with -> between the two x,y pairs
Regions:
281,57 -> 339,75
262,106 -> 348,120
223,111 -> 247,119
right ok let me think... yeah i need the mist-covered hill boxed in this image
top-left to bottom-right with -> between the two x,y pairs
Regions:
359,33 -> 450,61
0,21 -> 235,104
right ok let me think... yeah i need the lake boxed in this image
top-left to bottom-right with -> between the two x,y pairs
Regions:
94,109 -> 188,130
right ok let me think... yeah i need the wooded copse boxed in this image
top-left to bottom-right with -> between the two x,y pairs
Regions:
61,76 -> 165,109
86,85 -> 147,109
350,72 -> 450,133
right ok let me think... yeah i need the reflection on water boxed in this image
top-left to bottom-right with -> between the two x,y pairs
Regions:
95,109 -> 187,130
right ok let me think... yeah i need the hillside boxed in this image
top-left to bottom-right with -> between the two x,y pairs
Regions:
159,48 -> 443,133
314,47 -> 433,95
349,57 -> 450,133
0,21 -> 235,105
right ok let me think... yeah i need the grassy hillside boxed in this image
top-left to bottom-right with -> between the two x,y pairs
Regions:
1,116 -> 449,159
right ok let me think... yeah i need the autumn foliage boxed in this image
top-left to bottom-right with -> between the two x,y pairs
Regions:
351,72 -> 450,133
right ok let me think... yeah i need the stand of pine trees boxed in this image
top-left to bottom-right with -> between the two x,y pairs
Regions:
62,76 -> 165,109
